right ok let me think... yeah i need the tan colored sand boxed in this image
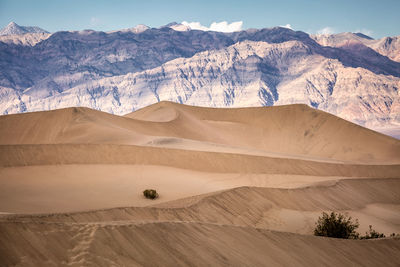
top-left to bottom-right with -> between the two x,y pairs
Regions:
1,221 -> 400,267
0,102 -> 399,266
1,102 -> 399,163
4,178 -> 398,235
1,164 -> 390,214
0,165 -> 229,213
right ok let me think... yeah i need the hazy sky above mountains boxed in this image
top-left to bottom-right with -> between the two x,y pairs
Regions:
0,0 -> 399,38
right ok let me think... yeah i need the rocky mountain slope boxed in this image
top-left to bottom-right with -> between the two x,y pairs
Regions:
0,23 -> 399,133
0,32 -> 50,46
311,32 -> 400,63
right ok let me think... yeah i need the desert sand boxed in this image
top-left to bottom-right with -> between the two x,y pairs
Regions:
0,101 -> 399,266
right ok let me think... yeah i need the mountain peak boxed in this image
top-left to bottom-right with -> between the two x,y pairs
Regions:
132,24 -> 150,33
108,24 -> 150,34
5,21 -> 21,30
0,21 -> 48,36
161,22 -> 191,32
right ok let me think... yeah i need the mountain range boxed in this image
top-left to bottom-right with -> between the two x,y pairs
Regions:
0,22 -> 399,137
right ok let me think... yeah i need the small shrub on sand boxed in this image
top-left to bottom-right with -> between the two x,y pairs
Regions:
360,225 -> 385,239
314,212 -> 359,239
143,189 -> 158,200
390,233 -> 400,238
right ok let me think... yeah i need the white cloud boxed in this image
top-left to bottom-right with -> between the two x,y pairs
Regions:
317,26 -> 336,35
181,21 -> 243,32
280,24 -> 292,30
181,21 -> 209,31
209,21 -> 243,32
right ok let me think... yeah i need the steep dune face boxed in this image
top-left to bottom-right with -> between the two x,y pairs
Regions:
1,102 -> 399,266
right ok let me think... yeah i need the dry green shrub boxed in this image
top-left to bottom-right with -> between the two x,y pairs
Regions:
360,225 -> 385,239
143,189 -> 158,199
314,212 -> 359,239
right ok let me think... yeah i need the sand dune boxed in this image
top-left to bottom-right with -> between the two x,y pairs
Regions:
1,221 -> 399,267
3,178 -> 399,235
0,102 -> 399,266
1,144 -> 399,175
1,102 -> 399,162
3,164 -> 390,214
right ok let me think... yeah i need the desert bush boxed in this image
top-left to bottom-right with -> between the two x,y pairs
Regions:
143,189 -> 158,199
360,225 -> 385,239
314,212 -> 359,239
390,233 -> 400,238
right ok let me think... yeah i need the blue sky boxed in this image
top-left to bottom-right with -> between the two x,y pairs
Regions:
0,0 -> 399,38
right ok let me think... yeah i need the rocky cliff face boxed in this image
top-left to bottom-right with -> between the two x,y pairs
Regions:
0,25 -> 399,132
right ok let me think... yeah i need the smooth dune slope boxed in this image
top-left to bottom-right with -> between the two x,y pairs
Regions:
1,221 -> 400,267
2,144 -> 400,175
127,102 -> 400,163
